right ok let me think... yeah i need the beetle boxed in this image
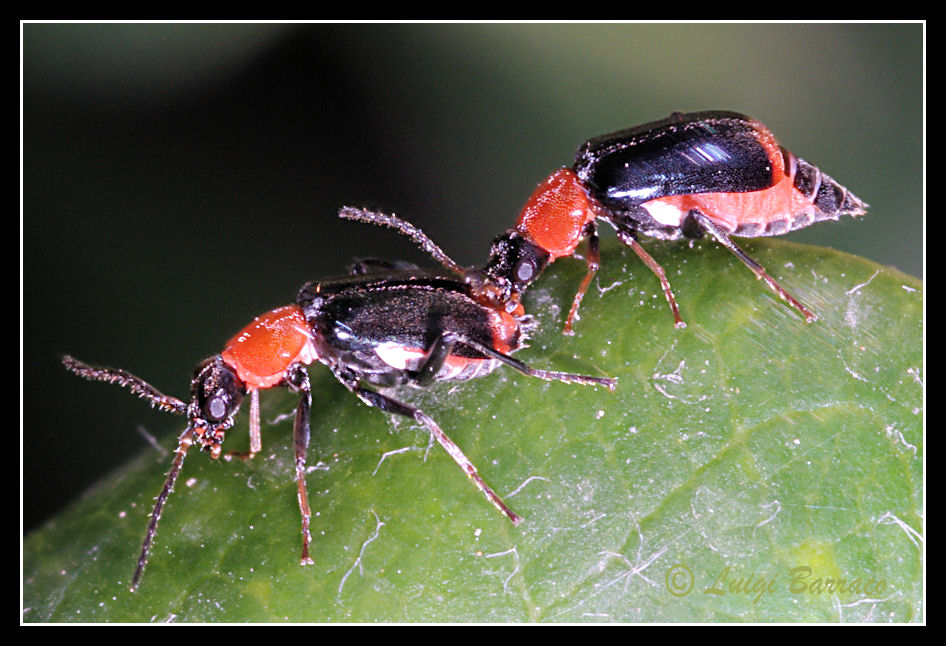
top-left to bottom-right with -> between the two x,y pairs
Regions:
63,208 -> 614,591
481,111 -> 869,332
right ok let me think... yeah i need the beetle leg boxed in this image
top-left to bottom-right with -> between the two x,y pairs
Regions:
435,332 -> 616,391
614,230 -> 686,328
284,363 -> 315,565
410,325 -> 617,390
223,388 -> 262,461
686,211 -> 818,323
563,222 -> 600,335
412,332 -> 457,387
342,378 -> 523,525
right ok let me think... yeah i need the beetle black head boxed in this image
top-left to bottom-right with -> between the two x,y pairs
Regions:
186,355 -> 246,457
481,229 -> 551,308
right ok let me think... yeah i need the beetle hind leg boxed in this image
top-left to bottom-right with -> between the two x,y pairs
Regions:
343,379 -> 523,525
685,210 -> 817,323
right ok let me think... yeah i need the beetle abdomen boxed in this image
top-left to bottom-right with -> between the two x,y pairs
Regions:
640,149 -> 868,238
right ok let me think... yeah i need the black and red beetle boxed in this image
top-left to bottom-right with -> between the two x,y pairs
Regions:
482,111 -> 869,332
63,208 -> 614,591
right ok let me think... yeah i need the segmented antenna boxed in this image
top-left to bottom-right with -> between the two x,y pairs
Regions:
338,206 -> 466,276
62,354 -> 195,591
62,355 -> 188,415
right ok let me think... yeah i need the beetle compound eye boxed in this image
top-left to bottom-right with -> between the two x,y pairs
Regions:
515,258 -> 536,284
206,389 -> 232,421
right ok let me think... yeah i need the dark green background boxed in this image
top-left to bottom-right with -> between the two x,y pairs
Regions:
24,23 -> 922,536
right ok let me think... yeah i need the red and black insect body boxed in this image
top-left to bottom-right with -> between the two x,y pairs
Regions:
311,206 -> 615,516
63,208 -> 614,591
482,111 -> 869,332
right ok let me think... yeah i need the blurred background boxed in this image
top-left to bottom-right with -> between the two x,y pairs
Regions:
23,23 -> 923,532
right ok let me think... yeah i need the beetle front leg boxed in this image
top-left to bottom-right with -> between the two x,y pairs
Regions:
284,363 -> 315,565
685,210 -> 818,323
223,388 -> 262,461
563,222 -> 601,335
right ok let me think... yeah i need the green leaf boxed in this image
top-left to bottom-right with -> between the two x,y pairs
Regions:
24,238 -> 923,622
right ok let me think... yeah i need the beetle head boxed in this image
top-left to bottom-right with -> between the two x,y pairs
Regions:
187,355 -> 246,457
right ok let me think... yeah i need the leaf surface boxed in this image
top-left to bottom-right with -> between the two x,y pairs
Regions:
24,239 -> 924,622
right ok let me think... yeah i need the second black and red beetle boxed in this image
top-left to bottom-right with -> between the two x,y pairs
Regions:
482,111 -> 869,332
63,208 -> 614,591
